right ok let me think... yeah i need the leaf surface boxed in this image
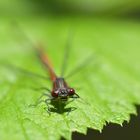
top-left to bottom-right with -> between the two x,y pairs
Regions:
0,18 -> 140,140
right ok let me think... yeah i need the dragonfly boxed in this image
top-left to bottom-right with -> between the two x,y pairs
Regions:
6,23 -> 92,114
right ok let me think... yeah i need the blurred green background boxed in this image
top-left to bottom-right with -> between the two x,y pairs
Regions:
0,0 -> 140,16
0,0 -> 140,140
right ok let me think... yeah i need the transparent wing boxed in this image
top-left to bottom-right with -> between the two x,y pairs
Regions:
1,63 -> 49,80
60,30 -> 74,77
65,54 -> 94,79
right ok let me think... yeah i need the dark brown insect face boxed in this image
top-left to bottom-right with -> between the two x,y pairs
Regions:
52,88 -> 75,99
59,88 -> 69,99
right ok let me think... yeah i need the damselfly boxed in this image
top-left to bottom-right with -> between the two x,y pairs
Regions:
6,23 -> 92,114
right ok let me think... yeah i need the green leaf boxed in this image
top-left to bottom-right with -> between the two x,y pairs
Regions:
0,18 -> 140,140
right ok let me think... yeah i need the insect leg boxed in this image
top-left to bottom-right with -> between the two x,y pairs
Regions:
45,98 -> 53,115
67,107 -> 77,115
66,93 -> 81,106
73,94 -> 89,105
29,99 -> 46,107
74,93 -> 80,98
38,93 -> 51,100
29,93 -> 51,107
33,87 -> 51,93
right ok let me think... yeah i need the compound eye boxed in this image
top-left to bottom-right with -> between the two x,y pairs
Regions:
52,91 -> 58,97
68,88 -> 75,95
